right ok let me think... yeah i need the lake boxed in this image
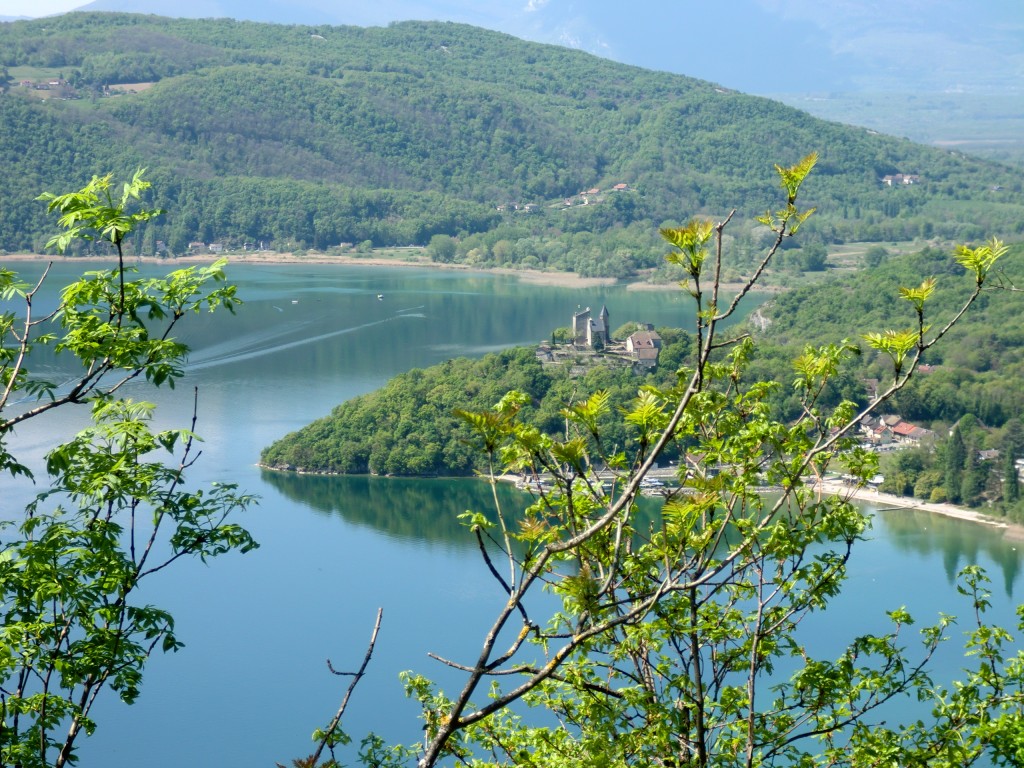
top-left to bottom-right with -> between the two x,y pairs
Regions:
3,260 -> 1021,767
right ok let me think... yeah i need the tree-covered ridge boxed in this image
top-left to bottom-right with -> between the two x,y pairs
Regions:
1,13 -> 1022,262
260,347 -> 555,476
759,241 -> 1024,427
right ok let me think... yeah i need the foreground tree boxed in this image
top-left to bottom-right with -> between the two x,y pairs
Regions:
0,172 -> 256,767
309,155 -> 1023,767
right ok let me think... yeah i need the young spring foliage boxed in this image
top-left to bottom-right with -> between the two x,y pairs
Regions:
341,156 -> 1024,768
0,172 -> 256,768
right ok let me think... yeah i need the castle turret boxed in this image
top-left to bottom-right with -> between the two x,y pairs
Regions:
597,305 -> 610,343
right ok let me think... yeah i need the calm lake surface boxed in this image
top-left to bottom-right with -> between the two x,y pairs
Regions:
4,260 -> 1022,767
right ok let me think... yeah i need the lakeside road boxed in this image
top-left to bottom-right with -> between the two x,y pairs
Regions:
814,480 -> 1024,541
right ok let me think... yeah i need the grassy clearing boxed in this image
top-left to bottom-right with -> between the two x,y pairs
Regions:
108,82 -> 156,93
7,66 -> 64,81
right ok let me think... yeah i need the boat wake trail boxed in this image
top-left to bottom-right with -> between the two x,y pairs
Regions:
186,306 -> 426,370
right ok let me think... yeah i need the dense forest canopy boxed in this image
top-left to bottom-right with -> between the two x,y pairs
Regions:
762,241 -> 1024,428
260,334 -> 696,477
2,12 -> 1023,271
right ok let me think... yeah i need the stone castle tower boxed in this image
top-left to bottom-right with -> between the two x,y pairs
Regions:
572,304 -> 610,347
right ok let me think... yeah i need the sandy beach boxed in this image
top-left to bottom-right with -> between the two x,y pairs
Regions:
1,250 -> 627,289
815,479 -> 1024,541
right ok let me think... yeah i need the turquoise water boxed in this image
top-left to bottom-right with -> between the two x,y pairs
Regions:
3,261 -> 1020,766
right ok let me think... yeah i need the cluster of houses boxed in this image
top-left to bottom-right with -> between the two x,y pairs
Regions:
562,183 -> 631,208
188,241 -> 225,254
497,183 -> 633,214
16,78 -> 67,89
8,77 -> 151,99
570,305 -> 663,370
495,202 -> 537,213
881,173 -> 921,186
857,414 -> 936,449
186,241 -> 274,254
10,77 -> 75,99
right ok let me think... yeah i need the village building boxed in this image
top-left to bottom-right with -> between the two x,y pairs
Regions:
882,174 -> 921,186
626,328 -> 662,370
858,414 -> 936,447
539,305 -> 664,375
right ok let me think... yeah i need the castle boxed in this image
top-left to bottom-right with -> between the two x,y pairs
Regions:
572,305 -> 609,347
538,304 -> 662,373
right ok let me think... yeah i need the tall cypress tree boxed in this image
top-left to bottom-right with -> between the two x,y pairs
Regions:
1004,449 -> 1020,504
945,427 -> 966,504
961,443 -> 986,507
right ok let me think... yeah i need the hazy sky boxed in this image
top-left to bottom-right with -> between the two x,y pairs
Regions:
0,0 -> 79,14
1,0 -> 1021,94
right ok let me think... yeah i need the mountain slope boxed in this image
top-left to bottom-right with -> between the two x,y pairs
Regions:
1,13 -> 1022,261
64,0 -> 1024,95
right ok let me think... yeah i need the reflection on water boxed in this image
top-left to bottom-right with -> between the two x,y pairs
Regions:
261,471 -> 511,548
6,260 -> 1020,768
264,469 -> 1024,603
874,505 -> 1022,597
262,470 -> 669,551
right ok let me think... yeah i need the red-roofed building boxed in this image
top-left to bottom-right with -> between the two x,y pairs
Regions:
626,330 -> 662,370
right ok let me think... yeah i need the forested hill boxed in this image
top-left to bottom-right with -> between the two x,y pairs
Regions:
760,241 -> 1024,428
2,13 -> 1022,268
260,340 -> 694,477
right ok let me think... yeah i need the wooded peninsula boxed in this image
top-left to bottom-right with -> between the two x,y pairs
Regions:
261,241 -> 1024,523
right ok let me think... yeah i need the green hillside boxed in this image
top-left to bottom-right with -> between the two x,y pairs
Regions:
1,13 -> 1022,271
259,335 -> 695,477
759,240 -> 1024,428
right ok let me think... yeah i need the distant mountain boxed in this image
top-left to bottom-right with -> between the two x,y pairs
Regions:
77,0 -> 338,25
1,13 -> 1021,264
769,91 -> 1024,168
66,0 -> 1024,95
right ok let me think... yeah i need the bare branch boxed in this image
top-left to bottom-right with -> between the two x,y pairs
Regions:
309,608 -> 383,767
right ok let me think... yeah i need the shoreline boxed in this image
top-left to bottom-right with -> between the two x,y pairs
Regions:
0,250 -> 775,293
2,251 -> 631,290
815,480 -> 1024,541
14,250 -> 1013,538
260,460 -> 1024,540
